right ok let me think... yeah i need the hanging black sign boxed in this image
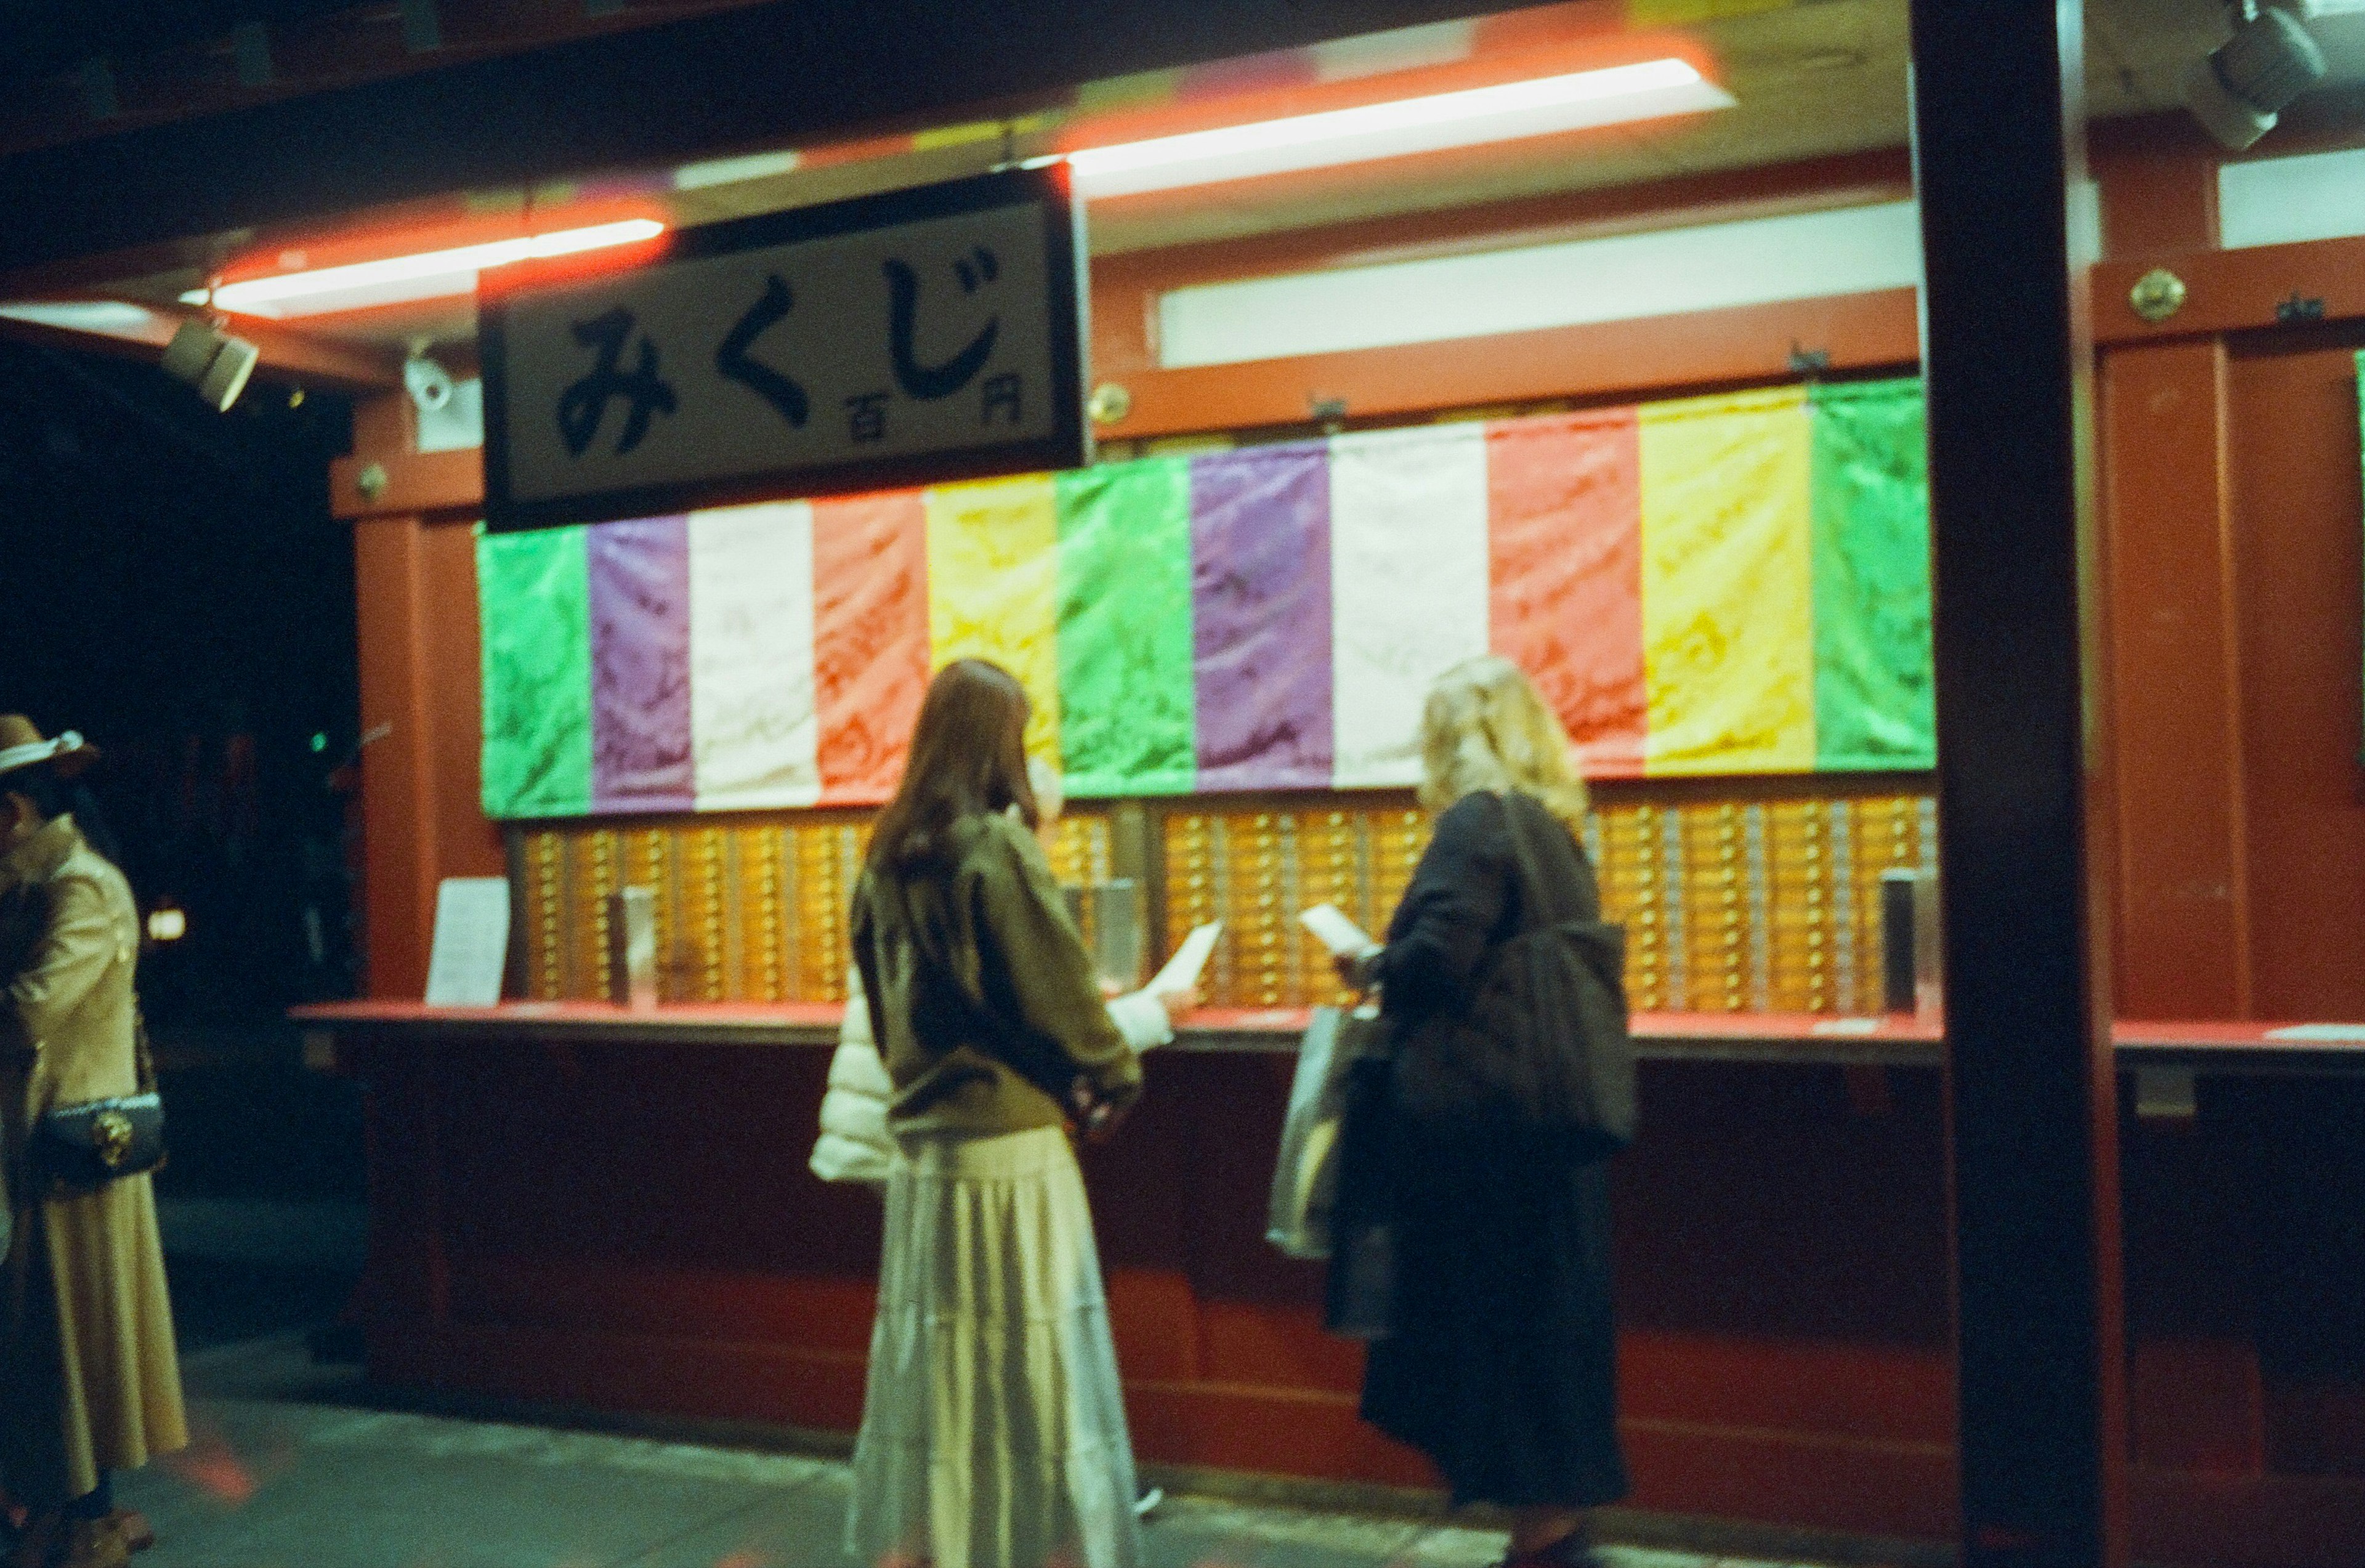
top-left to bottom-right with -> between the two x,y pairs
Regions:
481,164 -> 1088,531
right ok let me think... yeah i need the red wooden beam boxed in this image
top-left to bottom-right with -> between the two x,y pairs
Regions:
1095,290 -> 1920,440
2093,232 -> 2365,345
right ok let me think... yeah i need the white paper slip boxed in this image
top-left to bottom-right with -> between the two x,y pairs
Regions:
1299,902 -> 1379,958
2265,1024 -> 2365,1042
425,877 -> 511,1007
1149,921 -> 1224,998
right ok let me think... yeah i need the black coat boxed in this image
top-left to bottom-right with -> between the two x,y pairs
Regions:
1357,790 -> 1628,1509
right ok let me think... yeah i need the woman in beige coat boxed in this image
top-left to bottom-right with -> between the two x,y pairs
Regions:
0,720 -> 185,1568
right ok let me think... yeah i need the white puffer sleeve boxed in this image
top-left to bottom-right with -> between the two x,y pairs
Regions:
810,965 -> 898,1186
1104,989 -> 1174,1052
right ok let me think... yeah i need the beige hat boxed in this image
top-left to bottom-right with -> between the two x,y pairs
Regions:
0,716 -> 97,781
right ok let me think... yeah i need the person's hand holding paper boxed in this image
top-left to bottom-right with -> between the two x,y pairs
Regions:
1116,920 -> 1222,1049
1300,903 -> 1383,991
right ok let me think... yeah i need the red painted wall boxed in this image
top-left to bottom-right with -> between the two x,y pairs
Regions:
335,128 -> 2365,1561
2226,335 -> 2365,1020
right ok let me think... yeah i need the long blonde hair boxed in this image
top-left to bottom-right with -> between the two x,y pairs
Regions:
1416,656 -> 1590,836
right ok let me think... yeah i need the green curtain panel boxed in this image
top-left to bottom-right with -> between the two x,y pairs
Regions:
477,525 -> 595,818
1053,459 -> 1199,796
1809,379 -> 1936,770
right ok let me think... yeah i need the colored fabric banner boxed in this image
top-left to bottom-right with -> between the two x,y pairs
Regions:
477,525 -> 594,818
1191,445 -> 1335,790
689,503 -> 820,810
813,490 -> 931,805
1639,387 -> 1817,775
588,515 -> 694,811
1809,379 -> 1935,770
1055,460 -> 1197,797
1486,410 -> 1646,776
1329,424 -> 1492,787
926,476 -> 1063,762
477,387 -> 1941,820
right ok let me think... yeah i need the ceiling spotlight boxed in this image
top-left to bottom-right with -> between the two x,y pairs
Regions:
2185,2 -> 2327,150
403,342 -> 455,413
159,317 -> 259,412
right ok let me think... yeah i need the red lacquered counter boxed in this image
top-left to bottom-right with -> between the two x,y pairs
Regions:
295,998 -> 2365,1073
296,1000 -> 2365,1561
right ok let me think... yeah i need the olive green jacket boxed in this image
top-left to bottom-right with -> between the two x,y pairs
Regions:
851,810 -> 1141,1139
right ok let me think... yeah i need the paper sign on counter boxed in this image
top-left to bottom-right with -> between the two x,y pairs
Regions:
425,877 -> 511,1006
1299,903 -> 1379,958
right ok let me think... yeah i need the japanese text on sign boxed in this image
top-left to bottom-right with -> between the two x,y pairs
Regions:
483,169 -> 1084,530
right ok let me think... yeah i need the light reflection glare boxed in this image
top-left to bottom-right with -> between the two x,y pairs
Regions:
158,1428 -> 262,1506
180,219 -> 668,319
1067,59 -> 1732,196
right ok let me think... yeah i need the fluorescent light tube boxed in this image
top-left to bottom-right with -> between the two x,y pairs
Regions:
1067,59 -> 1731,198
182,218 -> 667,318
0,301 -> 166,338
673,150 -> 799,190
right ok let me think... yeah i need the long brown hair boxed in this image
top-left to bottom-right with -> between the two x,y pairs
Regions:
867,659 -> 1040,871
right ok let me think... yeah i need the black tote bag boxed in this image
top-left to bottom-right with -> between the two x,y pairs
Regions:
1389,791 -> 1637,1157
1322,1040 -> 1398,1340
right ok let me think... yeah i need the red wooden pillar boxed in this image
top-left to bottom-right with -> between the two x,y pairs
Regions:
348,391 -> 503,1000
2099,339 -> 2251,1019
2090,131 -> 2246,1021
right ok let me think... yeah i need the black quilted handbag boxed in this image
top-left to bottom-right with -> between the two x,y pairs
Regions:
34,1016 -> 166,1190
36,1091 -> 165,1190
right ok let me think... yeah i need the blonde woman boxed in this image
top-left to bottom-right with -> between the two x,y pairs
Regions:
1336,657 -> 1627,1568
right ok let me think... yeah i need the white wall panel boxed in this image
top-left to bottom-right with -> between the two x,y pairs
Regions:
2220,145 -> 2365,249
1157,200 -> 1923,369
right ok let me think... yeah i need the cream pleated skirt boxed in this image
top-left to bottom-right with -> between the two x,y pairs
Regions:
847,1125 -> 1143,1568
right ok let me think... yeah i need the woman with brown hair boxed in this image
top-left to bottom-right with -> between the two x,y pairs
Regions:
843,660 -> 1149,1568
1337,657 -> 1629,1568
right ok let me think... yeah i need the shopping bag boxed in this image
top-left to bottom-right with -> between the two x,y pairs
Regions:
1266,1004 -> 1383,1260
1267,1006 -> 1346,1259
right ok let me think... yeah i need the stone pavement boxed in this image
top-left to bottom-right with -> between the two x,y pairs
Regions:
116,1333 -> 1907,1568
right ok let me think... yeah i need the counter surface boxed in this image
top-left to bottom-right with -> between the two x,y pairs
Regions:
291,1000 -> 2365,1073
296,995 -> 2365,1556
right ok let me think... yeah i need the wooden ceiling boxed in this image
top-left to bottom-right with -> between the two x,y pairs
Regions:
0,0 -> 775,160
16,0 -> 2365,368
